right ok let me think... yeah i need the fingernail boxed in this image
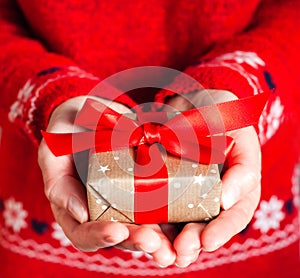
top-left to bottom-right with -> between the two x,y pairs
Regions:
213,240 -> 223,250
175,263 -> 185,268
175,255 -> 194,268
175,262 -> 191,268
67,196 -> 86,223
157,264 -> 168,268
203,241 -> 222,252
134,243 -> 156,253
222,187 -> 240,209
222,194 -> 233,210
175,251 -> 201,268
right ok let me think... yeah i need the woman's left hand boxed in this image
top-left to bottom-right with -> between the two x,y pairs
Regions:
162,89 -> 262,267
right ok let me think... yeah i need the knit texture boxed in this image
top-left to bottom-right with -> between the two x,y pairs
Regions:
0,0 -> 299,277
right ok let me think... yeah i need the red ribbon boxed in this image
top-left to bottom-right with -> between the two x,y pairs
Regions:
42,92 -> 270,223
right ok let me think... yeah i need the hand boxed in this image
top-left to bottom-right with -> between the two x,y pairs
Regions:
162,89 -> 261,267
38,96 -> 176,266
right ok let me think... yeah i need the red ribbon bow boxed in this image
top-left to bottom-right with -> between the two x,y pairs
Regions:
42,92 -> 269,163
42,92 -> 269,223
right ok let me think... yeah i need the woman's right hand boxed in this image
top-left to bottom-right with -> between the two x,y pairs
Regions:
38,96 -> 177,267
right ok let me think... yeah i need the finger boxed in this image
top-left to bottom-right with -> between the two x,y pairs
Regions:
221,164 -> 261,210
117,224 -> 176,267
116,224 -> 176,267
164,89 -> 237,112
52,204 -> 130,252
146,224 -> 176,267
173,223 -> 205,267
201,186 -> 261,252
38,140 -> 89,223
46,96 -> 132,134
164,94 -> 194,111
117,224 -> 162,253
46,174 -> 89,223
221,126 -> 261,210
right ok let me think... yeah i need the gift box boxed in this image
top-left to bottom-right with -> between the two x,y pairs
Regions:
84,107 -> 224,224
42,91 -> 269,224
86,148 -> 222,224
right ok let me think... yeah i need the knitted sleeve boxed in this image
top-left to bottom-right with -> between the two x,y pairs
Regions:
155,0 -> 300,144
156,0 -> 300,148
0,0 -> 103,144
157,0 -> 300,98
0,0 -> 138,145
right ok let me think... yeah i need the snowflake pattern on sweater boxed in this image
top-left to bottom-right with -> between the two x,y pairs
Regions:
3,198 -> 28,233
253,196 -> 285,233
0,0 -> 300,277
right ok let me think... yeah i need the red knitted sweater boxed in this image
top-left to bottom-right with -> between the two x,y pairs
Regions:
0,0 -> 299,277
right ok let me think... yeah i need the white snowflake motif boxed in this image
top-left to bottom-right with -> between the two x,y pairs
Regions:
68,66 -> 99,80
258,96 -> 284,145
8,79 -> 35,122
217,51 -> 266,69
198,50 -> 266,94
51,222 -> 72,247
3,197 -> 28,233
18,79 -> 36,101
253,196 -> 285,233
291,164 -> 300,209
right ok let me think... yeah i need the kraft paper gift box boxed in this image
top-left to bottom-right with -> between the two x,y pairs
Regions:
86,145 -> 222,224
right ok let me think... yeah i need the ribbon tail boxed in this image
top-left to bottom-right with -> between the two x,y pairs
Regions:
76,98 -> 138,131
42,131 -> 96,156
162,135 -> 234,164
167,91 -> 271,136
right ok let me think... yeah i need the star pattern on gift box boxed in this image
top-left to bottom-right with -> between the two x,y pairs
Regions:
51,222 -> 72,247
193,173 -> 205,185
3,197 -> 28,233
97,165 -> 110,173
253,195 -> 285,233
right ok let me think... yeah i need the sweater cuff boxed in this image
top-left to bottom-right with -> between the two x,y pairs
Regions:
8,66 -> 100,144
155,50 -> 274,104
8,66 -> 139,144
